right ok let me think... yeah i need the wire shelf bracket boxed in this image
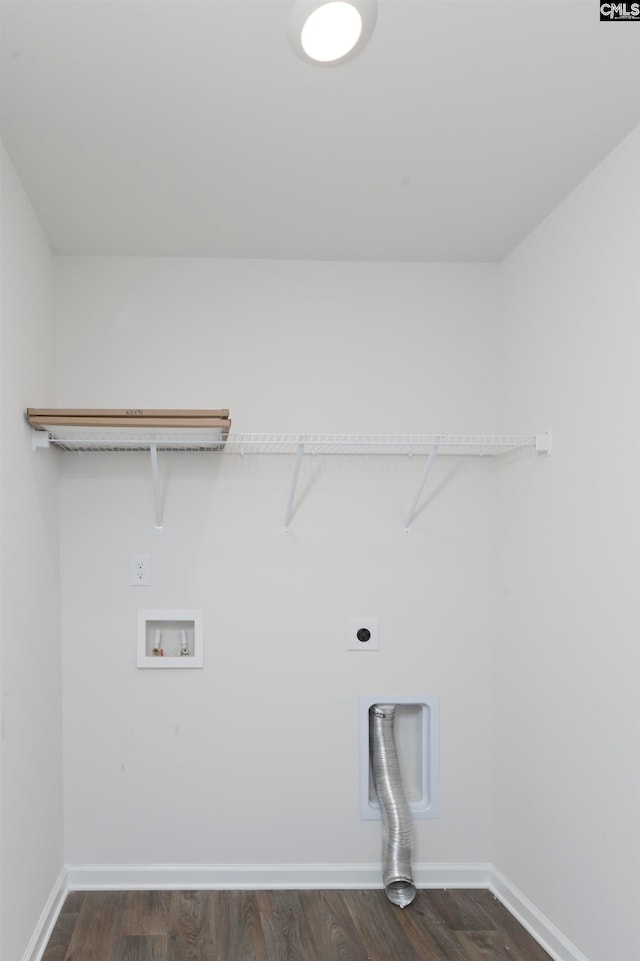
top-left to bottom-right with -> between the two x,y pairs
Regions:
283,438 -> 305,534
149,443 -> 163,534
404,444 -> 439,534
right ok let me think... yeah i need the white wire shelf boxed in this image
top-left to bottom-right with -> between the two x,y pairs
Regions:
31,426 -> 227,452
224,432 -> 549,456
32,428 -> 550,457
31,426 -> 551,534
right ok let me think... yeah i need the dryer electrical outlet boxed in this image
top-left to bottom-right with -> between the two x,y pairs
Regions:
347,618 -> 379,651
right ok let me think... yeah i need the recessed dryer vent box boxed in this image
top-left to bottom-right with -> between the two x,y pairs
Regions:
360,695 -> 439,820
137,609 -> 203,668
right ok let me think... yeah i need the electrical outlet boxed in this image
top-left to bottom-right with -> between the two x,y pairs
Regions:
347,618 -> 379,651
131,554 -> 151,586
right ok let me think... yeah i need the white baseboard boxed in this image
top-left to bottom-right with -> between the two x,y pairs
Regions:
489,866 -> 589,961
67,860 -> 491,891
60,861 -> 587,961
22,866 -> 69,961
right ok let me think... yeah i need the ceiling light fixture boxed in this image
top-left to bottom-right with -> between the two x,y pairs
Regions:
289,0 -> 377,65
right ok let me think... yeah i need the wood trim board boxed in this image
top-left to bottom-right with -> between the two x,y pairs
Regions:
26,409 -> 231,430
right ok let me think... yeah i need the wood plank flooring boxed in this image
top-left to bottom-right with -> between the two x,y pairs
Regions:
43,889 -> 553,961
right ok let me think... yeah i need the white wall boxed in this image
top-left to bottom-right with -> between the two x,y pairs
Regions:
8,123 -> 639,957
495,126 -> 640,961
0,146 -> 63,961
54,259 -> 501,871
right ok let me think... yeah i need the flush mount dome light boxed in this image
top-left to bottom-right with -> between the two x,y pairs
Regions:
289,0 -> 377,65
302,2 -> 361,61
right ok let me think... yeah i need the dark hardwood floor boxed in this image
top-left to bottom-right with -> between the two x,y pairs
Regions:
43,888 -> 553,961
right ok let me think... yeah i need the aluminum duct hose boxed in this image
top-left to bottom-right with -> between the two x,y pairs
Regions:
369,704 -> 416,908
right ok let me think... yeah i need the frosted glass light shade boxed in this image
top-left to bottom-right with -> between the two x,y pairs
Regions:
289,0 -> 377,66
301,2 -> 362,62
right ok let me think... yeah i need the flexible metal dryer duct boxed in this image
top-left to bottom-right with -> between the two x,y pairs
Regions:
369,704 -> 417,908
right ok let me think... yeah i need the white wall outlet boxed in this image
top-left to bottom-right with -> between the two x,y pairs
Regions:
130,553 -> 151,586
347,618 -> 379,651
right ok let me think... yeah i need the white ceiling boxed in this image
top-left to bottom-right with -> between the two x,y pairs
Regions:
1,0 -> 639,262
